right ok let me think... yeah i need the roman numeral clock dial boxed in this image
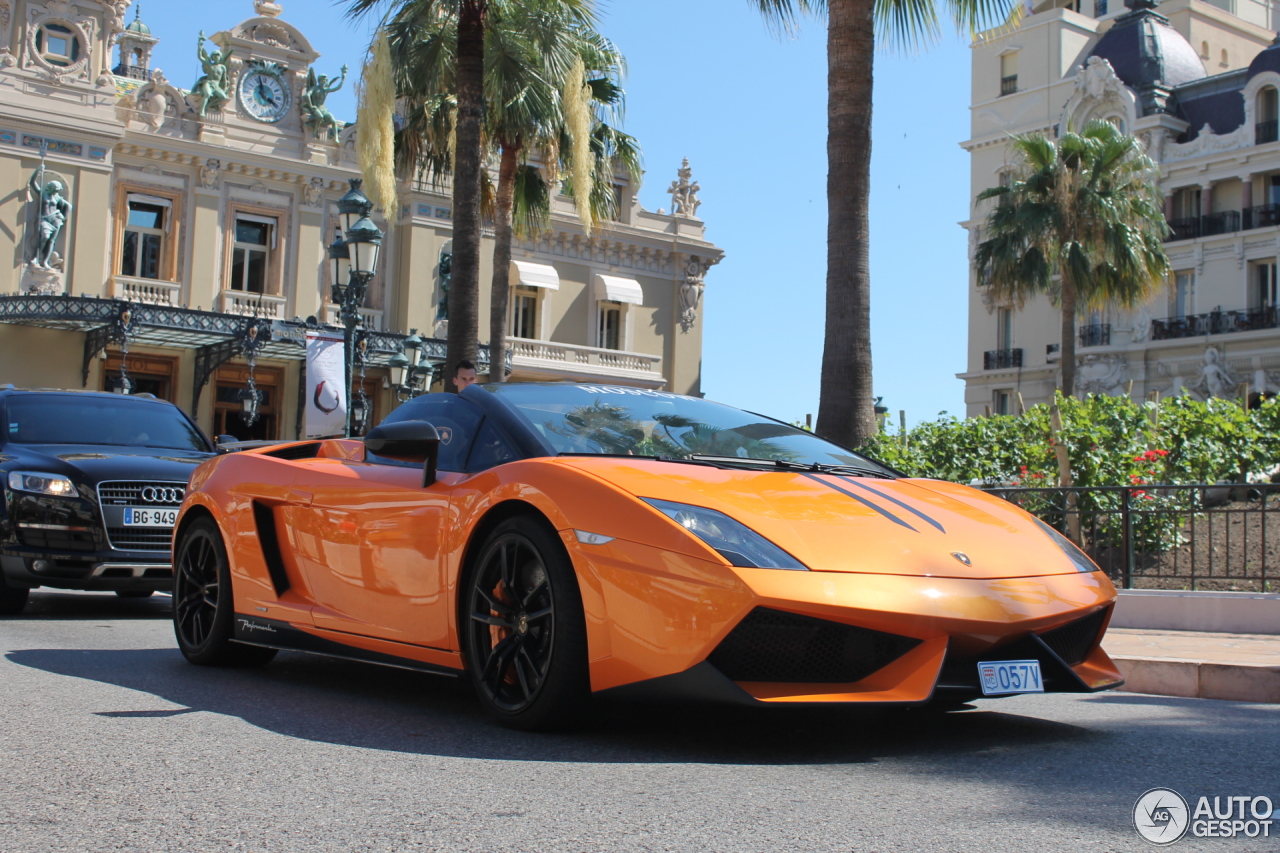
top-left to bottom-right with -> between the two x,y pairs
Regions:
237,62 -> 291,123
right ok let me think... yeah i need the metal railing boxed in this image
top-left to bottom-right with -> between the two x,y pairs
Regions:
986,484 -> 1279,591
983,348 -> 1023,370
1258,120 -> 1279,144
1245,203 -> 1280,229
1151,305 -> 1278,339
1202,210 -> 1241,236
1078,323 -> 1110,347
1166,216 -> 1201,241
1000,75 -> 1018,96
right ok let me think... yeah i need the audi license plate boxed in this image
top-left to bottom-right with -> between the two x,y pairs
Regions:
978,659 -> 1044,695
123,507 -> 178,527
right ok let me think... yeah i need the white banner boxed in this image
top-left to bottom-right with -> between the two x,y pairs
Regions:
305,331 -> 346,439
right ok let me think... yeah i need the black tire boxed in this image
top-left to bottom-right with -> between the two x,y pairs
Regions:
115,590 -> 154,599
0,574 -> 29,616
173,516 -> 276,667
462,515 -> 590,731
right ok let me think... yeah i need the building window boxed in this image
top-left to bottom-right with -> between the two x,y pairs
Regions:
1171,271 -> 1193,318
120,198 -> 167,279
1220,48 -> 1229,68
1258,87 -> 1278,144
36,23 -> 80,67
230,216 -> 274,293
1000,53 -> 1018,96
996,306 -> 1013,351
510,286 -> 538,339
598,300 -> 623,350
993,389 -> 1012,416
1172,187 -> 1201,220
1200,40 -> 1210,59
1253,261 -> 1277,309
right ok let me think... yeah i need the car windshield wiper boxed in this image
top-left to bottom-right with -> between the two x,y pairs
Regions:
557,452 -> 727,468
689,455 -> 894,478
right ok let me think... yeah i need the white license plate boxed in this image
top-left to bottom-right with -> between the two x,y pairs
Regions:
123,507 -> 178,527
978,659 -> 1044,695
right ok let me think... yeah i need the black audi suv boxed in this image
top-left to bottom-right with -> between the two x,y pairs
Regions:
0,387 -> 215,614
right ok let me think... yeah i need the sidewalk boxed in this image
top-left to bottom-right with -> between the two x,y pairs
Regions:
1103,628 -> 1280,703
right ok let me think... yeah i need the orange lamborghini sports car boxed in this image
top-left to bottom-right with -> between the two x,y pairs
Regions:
172,383 -> 1123,729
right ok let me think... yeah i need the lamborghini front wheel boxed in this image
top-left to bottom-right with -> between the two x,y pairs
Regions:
173,516 -> 276,668
463,515 -> 589,731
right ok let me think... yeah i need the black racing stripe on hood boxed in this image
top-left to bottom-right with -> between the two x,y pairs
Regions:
830,478 -> 947,534
800,472 -> 917,532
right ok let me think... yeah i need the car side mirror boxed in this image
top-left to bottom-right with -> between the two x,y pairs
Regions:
215,434 -> 239,453
363,420 -> 441,487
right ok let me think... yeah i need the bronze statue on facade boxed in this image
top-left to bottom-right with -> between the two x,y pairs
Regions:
191,32 -> 233,118
27,157 -> 71,270
302,65 -> 347,140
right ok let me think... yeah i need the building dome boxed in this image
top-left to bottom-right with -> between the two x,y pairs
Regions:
1247,33 -> 1280,79
125,7 -> 151,35
1088,0 -> 1206,94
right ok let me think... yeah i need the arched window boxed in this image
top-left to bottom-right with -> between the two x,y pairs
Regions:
1200,41 -> 1210,59
1106,115 -> 1127,134
1221,48 -> 1229,67
1257,87 -> 1278,144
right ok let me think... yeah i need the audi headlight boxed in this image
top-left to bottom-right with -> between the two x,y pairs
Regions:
7,471 -> 77,497
1033,518 -> 1099,574
642,498 -> 807,571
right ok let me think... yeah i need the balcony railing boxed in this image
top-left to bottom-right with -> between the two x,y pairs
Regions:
1078,323 -> 1111,347
983,348 -> 1023,370
1000,75 -> 1018,96
508,337 -> 663,381
1258,120 -> 1279,144
220,289 -> 286,319
1151,306 -> 1278,340
1046,343 -> 1061,362
1244,204 -> 1280,229
324,304 -> 385,331
1201,210 -> 1241,236
110,275 -> 181,306
1166,217 -> 1201,241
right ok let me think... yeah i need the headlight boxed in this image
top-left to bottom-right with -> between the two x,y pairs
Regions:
7,471 -> 77,497
1033,518 -> 1099,574
641,498 -> 807,571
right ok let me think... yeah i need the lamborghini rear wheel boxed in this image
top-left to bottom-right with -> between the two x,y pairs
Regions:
173,516 -> 276,668
463,516 -> 589,731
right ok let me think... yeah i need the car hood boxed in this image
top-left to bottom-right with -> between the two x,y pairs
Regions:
5,444 -> 211,485
558,458 -> 1084,580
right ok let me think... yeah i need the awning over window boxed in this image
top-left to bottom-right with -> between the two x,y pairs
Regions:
509,259 -> 560,290
594,274 -> 643,305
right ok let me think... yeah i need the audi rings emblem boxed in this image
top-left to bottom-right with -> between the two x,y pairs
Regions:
141,486 -> 184,504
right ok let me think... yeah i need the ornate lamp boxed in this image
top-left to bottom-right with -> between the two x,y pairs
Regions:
403,329 -> 423,369
327,228 -> 350,306
416,360 -> 436,395
238,381 -> 260,426
345,213 -> 382,277
336,178 -> 372,235
111,374 -> 132,394
388,350 -> 410,390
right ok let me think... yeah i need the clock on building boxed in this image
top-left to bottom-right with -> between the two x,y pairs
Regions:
238,62 -> 291,123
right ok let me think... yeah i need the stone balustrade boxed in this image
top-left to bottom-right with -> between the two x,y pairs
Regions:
220,289 -> 287,318
508,336 -> 663,384
111,275 -> 181,305
323,304 -> 385,331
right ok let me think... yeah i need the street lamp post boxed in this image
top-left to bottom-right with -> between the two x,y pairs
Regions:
388,328 -> 436,400
330,179 -> 382,438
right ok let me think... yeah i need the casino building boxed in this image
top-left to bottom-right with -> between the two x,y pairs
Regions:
963,0 -> 1280,414
0,0 -> 723,439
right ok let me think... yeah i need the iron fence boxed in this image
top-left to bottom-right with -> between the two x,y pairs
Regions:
984,484 -> 1279,591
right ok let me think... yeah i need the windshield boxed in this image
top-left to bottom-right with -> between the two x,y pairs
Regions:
485,384 -> 891,473
5,396 -> 210,452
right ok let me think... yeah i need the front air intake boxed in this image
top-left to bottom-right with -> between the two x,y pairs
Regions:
708,607 -> 921,683
1038,606 -> 1110,667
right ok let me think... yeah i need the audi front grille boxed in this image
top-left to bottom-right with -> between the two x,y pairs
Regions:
96,481 -> 186,552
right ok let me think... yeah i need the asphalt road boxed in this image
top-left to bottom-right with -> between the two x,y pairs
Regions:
1,591 -> 1277,853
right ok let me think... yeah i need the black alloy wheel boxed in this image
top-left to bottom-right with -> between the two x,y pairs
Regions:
463,516 -> 589,730
173,516 -> 276,667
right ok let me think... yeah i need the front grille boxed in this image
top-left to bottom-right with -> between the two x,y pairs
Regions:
97,481 -> 186,506
1039,607 -> 1109,667
708,607 -> 921,683
17,529 -> 96,551
106,527 -> 173,552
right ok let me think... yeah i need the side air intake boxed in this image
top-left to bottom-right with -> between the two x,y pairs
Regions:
264,442 -> 322,461
1038,606 -> 1109,667
708,607 -> 921,683
252,501 -> 291,596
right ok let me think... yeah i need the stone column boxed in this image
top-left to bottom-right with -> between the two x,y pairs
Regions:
1201,182 -> 1214,218
1242,175 -> 1254,212
1164,194 -> 1174,221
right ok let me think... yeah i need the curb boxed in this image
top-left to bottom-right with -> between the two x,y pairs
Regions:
1112,655 -> 1280,703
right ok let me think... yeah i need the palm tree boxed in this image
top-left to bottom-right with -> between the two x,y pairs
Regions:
385,1 -> 638,383
974,121 -> 1170,396
751,0 -> 1016,448
345,0 -> 592,391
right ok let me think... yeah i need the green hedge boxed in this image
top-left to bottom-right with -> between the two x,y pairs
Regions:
857,393 -> 1280,488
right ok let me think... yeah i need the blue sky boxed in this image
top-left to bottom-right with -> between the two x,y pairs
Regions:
131,0 -> 973,427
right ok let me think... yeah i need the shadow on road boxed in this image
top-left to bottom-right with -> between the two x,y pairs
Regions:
7,644 -> 1108,766
17,590 -> 172,621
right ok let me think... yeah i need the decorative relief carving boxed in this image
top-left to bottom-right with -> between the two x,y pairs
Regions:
1162,123 -> 1249,164
302,176 -> 323,206
1076,353 -> 1130,396
23,2 -> 94,84
199,158 -> 221,189
680,257 -> 707,332
667,158 -> 701,217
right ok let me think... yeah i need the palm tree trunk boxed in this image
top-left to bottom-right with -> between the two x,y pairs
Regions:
816,0 -> 877,449
446,0 -> 485,391
1060,279 -> 1077,396
488,144 -> 519,383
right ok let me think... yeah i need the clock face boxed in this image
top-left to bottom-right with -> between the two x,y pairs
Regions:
238,71 -> 291,123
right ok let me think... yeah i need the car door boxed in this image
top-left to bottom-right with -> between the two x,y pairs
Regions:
281,395 -> 483,649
